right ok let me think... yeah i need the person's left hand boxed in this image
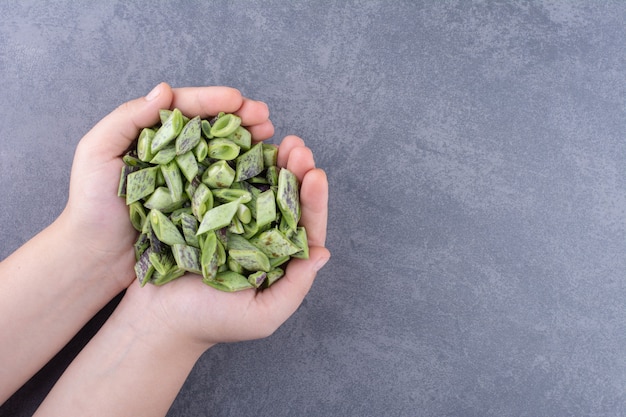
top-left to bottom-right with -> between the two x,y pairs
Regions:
57,83 -> 274,291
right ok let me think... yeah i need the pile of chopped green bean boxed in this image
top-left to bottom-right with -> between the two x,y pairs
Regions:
118,109 -> 308,291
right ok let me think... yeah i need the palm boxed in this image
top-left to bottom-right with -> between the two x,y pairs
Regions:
122,153 -> 329,345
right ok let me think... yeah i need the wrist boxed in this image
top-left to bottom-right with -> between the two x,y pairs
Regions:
114,282 -> 214,358
53,209 -> 136,294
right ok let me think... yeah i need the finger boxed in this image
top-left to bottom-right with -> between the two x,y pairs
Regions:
81,82 -> 175,158
255,246 -> 331,329
277,135 -> 305,168
286,146 -> 316,181
169,86 -> 247,119
299,168 -> 328,247
248,120 -> 275,142
236,99 -> 270,127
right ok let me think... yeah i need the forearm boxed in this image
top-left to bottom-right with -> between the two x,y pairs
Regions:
0,217 -> 128,402
34,284 -> 210,417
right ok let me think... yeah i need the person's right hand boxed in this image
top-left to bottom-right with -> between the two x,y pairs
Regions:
120,134 -> 330,348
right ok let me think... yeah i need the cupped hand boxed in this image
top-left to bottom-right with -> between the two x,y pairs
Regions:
122,134 -> 330,348
58,83 -> 274,290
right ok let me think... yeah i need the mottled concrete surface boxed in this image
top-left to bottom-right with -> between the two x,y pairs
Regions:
1,1 -> 625,416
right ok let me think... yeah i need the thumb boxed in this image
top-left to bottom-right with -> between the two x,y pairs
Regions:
80,82 -> 174,159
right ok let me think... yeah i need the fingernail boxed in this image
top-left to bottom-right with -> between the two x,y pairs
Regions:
145,84 -> 161,101
313,256 -> 330,272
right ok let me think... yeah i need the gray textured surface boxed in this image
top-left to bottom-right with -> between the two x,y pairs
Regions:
1,1 -> 625,416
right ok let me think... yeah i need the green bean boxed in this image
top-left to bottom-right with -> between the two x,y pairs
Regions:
205,270 -> 254,292
171,244 -> 202,274
143,187 -> 184,212
121,108 -> 310,291
175,151 -> 199,182
255,189 -> 276,228
150,144 -> 177,165
212,188 -> 252,204
149,250 -> 175,276
125,166 -> 158,204
264,268 -> 285,288
235,142 -> 264,182
262,144 -> 278,167
201,119 -> 213,139
196,199 -> 242,235
200,231 -> 219,281
137,128 -> 156,162
208,138 -> 240,160
228,126 -> 251,151
129,201 -> 147,231
248,270 -> 267,288
161,161 -> 184,202
290,227 -> 310,259
180,212 -> 200,247
210,113 -> 241,138
191,182 -> 213,221
251,228 -> 300,258
276,167 -> 300,231
194,138 -> 209,162
149,209 -> 185,246
202,160 -> 235,189
135,247 -> 155,287
151,108 -> 184,153
175,115 -> 202,155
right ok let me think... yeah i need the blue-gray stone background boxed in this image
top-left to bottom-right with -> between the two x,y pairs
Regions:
1,1 -> 625,416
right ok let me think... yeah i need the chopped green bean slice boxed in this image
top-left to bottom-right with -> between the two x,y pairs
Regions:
212,188 -> 252,204
262,144 -> 278,167
135,247 -> 155,287
201,119 -> 213,139
200,231 -> 219,281
235,142 -> 264,182
137,128 -> 156,162
251,228 -> 300,258
171,244 -> 201,274
276,168 -> 301,231
118,165 -> 138,197
228,126 -> 251,151
175,151 -> 199,183
269,255 -> 290,269
236,204 -> 252,224
151,108 -> 184,153
202,160 -> 235,189
149,250 -> 175,276
229,248 -> 270,272
161,161 -> 184,202
264,268 -> 285,288
208,138 -> 240,160
228,216 -> 245,234
143,187 -> 185,213
256,189 -> 276,228
149,209 -> 185,246
205,270 -> 254,292
175,115 -> 202,155
196,199 -> 242,235
192,182 -> 214,221
266,165 -> 279,186
248,270 -> 267,288
152,265 -> 185,286
291,226 -> 310,259
129,201 -> 147,231
194,138 -> 209,162
126,166 -> 158,204
150,144 -> 177,165
180,212 -> 200,247
210,113 -> 241,138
